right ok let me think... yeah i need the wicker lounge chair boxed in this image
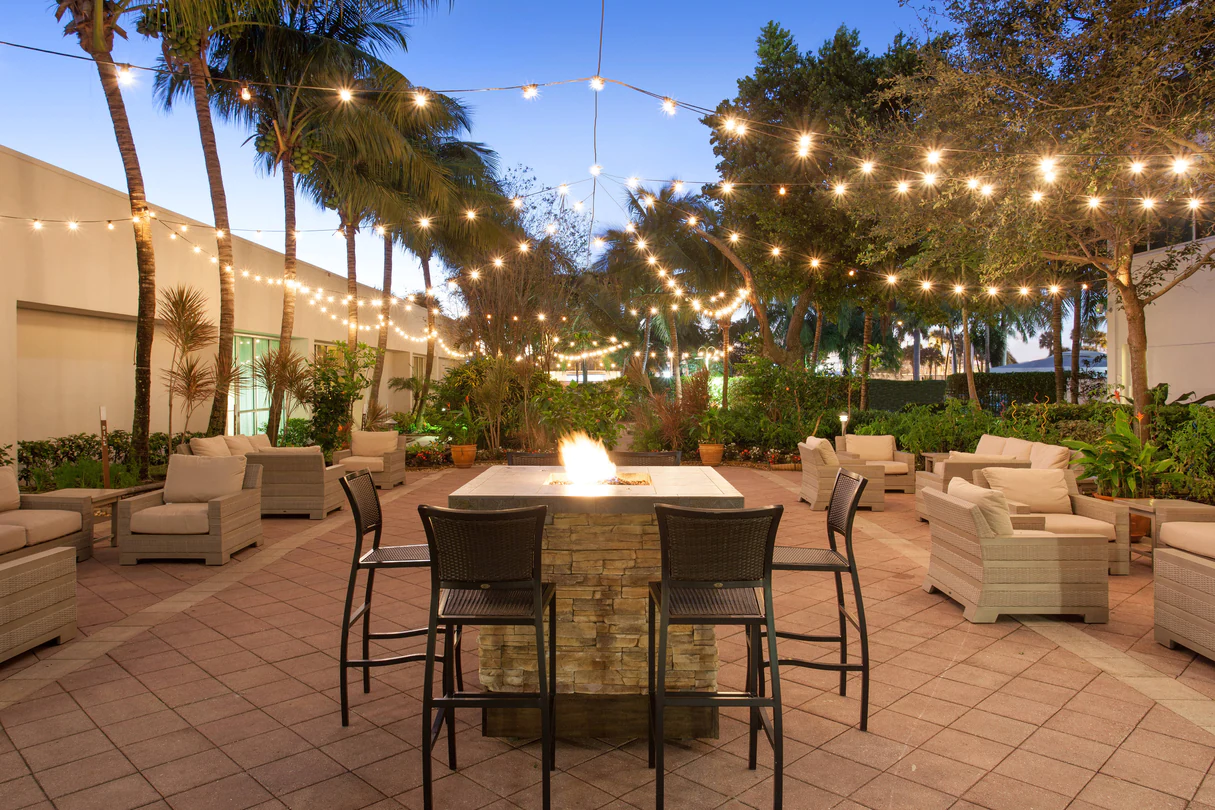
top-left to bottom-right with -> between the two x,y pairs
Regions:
921,484 -> 1108,623
118,456 -> 263,565
0,468 -> 94,563
798,437 -> 885,512
334,431 -> 407,490
834,434 -> 916,493
1153,503 -> 1215,660
248,448 -> 344,519
972,468 -> 1131,576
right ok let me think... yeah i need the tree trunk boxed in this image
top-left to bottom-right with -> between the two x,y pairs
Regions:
668,312 -> 682,403
782,284 -> 814,367
188,57 -> 235,437
412,252 -> 436,424
912,328 -> 921,381
267,159 -> 297,444
961,307 -> 979,406
810,303 -> 824,369
1051,293 -> 1065,403
1070,285 -> 1084,403
91,55 -> 156,478
982,322 -> 991,372
642,314 -> 652,374
1120,285 -> 1151,414
368,233 -> 392,409
720,317 -> 730,410
949,326 -> 958,375
344,214 -> 358,349
859,310 -> 873,410
696,230 -> 782,362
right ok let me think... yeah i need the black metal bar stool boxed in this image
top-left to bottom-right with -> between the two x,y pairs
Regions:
611,450 -> 681,466
648,503 -> 784,810
417,504 -> 557,810
767,468 -> 871,730
506,451 -> 560,466
338,470 -> 456,728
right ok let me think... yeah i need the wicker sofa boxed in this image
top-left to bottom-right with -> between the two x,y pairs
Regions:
921,484 -> 1109,624
334,431 -> 407,490
117,456 -> 262,566
1153,503 -> 1215,660
972,468 -> 1131,576
247,449 -> 344,520
834,434 -> 916,493
798,437 -> 885,511
0,468 -> 94,563
915,433 -> 1075,521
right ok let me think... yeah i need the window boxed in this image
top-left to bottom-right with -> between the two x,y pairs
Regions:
412,354 -> 426,381
230,335 -> 279,436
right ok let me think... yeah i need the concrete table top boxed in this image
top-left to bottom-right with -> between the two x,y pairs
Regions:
448,465 -> 744,514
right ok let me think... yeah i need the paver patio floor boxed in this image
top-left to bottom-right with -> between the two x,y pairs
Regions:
1,465 -> 1214,810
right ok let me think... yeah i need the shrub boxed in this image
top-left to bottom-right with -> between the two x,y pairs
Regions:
866,379 -> 946,411
947,371 -> 1070,411
281,418 -> 313,448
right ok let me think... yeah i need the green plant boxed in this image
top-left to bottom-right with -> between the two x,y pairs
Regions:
0,445 -> 11,468
1064,410 -> 1183,498
695,408 -> 731,444
281,418 -> 312,448
440,404 -> 482,446
302,343 -> 378,460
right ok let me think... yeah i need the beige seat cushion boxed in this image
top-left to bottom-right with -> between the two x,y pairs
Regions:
163,455 -> 247,504
983,468 -> 1072,514
0,510 -> 81,546
342,455 -> 385,473
249,434 -> 273,450
223,435 -> 257,456
948,452 -> 1017,463
974,434 -> 1007,455
1002,437 -> 1034,461
0,468 -> 19,513
190,436 -> 231,457
351,431 -> 398,457
130,503 -> 210,535
1159,522 -> 1215,559
1030,442 -> 1072,470
948,478 -> 1015,537
1035,512 -> 1117,540
0,525 -> 26,554
845,435 -> 895,462
874,460 -> 910,475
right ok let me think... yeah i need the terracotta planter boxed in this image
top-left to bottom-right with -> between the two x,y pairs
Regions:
698,443 -> 725,467
450,444 -> 478,468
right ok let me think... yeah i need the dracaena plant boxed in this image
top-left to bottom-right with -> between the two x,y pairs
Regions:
1063,410 -> 1182,498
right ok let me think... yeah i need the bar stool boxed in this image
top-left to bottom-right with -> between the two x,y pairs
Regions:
338,470 -> 456,727
649,503 -> 784,810
767,468 -> 871,730
417,504 -> 557,810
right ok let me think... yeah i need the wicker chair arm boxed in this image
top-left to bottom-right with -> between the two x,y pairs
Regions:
1156,503 -> 1215,525
118,490 -> 166,519
1071,495 -> 1129,529
1004,499 -> 1033,515
839,460 -> 886,488
324,464 -> 346,481
797,443 -> 823,469
20,494 -> 92,513
382,449 -> 407,466
894,450 -> 916,468
333,449 -> 353,464
209,487 -> 260,520
1009,514 -> 1047,531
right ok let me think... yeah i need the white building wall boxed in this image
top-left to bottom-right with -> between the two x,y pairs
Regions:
1106,235 -> 1215,399
0,146 -> 453,452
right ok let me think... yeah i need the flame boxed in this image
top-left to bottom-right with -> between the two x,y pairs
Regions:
558,432 -> 616,486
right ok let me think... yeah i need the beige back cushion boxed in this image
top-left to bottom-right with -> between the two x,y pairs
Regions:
845,434 -> 895,462
0,468 -> 19,512
223,435 -> 257,456
1029,442 -> 1072,470
351,431 -> 399,457
163,455 -> 247,504
1002,437 -> 1034,461
974,434 -> 1007,455
249,434 -> 273,450
190,435 -> 231,457
948,452 -> 1017,463
805,437 -> 839,467
948,478 -> 1015,537
982,468 -> 1072,514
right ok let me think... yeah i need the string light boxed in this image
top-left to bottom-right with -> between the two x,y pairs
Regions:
796,134 -> 812,157
338,88 -> 353,102
116,64 -> 134,85
1130,160 -> 1146,175
661,97 -> 677,115
860,161 -> 875,174
926,149 -> 942,165
589,76 -> 605,91
1031,190 -> 1044,203
1172,157 -> 1191,175
240,85 -> 252,101
522,84 -> 538,99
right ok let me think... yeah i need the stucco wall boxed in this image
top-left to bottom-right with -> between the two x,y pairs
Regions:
0,145 -> 454,452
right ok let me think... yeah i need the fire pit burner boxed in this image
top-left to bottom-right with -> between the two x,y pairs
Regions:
544,472 -> 652,486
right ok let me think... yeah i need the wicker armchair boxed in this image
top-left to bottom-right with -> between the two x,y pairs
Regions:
972,469 -> 1131,576
915,459 -> 1030,521
921,487 -> 1109,624
834,434 -> 916,493
334,431 -> 407,490
798,438 -> 885,512
0,479 -> 95,564
118,462 -> 263,566
249,449 -> 344,519
1153,503 -> 1215,660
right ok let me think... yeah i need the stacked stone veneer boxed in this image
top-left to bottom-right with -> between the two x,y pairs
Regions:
479,512 -> 718,695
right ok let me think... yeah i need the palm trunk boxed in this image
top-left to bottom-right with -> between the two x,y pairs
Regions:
962,307 -> 979,406
1051,293 -> 1065,403
912,328 -> 921,381
1070,286 -> 1084,403
859,311 -> 873,411
982,322 -> 991,372
91,55 -> 156,478
344,214 -> 358,349
810,304 -> 823,369
642,314 -> 652,374
719,317 -> 730,410
188,57 -> 235,437
266,159 -> 297,444
668,312 -> 682,403
413,252 -> 436,423
369,233 -> 392,408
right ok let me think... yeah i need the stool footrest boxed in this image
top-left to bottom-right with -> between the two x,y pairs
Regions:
367,627 -> 428,640
346,653 -> 428,668
433,691 -> 546,710
659,690 -> 778,709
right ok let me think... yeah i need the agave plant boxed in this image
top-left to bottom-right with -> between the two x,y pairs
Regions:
1063,410 -> 1183,498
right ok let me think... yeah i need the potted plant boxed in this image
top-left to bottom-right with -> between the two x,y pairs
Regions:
1063,410 -> 1182,499
696,408 -> 730,467
445,405 -> 482,469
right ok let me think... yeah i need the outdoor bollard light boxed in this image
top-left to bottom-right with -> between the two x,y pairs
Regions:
839,412 -> 849,435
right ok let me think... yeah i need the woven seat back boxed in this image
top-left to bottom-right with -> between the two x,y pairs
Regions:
655,505 -> 782,584
609,451 -> 681,467
507,452 -> 560,466
826,469 -> 867,551
340,470 -> 382,536
418,505 -> 547,585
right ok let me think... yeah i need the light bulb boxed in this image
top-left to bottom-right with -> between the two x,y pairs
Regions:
338,88 -> 353,102
522,84 -> 538,99
661,97 -> 677,115
1130,160 -> 1145,175
729,232 -> 740,243
926,149 -> 941,165
810,258 -> 821,269
921,280 -> 932,290
1031,190 -> 1044,203
465,209 -> 476,219
923,173 -> 937,186
1173,157 -> 1191,174
590,76 -> 605,91
413,91 -> 428,107
512,197 -> 523,209
896,181 -> 910,194
1088,197 -> 1102,209
1141,198 -> 1156,210
771,247 -> 781,257
833,183 -> 847,196
67,221 -> 78,231
861,161 -> 875,174
589,164 -> 602,176
887,274 -> 898,284
240,85 -> 252,101
720,182 -> 734,194
967,178 -> 980,190
980,184 -> 994,197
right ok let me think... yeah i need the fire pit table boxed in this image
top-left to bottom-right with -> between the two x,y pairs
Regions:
448,462 -> 743,738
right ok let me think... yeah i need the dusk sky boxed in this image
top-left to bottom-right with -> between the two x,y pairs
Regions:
3,1 -> 1047,359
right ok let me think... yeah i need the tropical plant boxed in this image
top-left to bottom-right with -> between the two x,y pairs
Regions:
695,407 -> 731,445
301,343 -> 377,460
1063,410 -> 1183,498
158,284 -> 218,451
251,346 -> 306,445
437,404 -> 481,446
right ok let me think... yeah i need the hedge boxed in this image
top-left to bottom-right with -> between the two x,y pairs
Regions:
946,371 -> 1070,412
867,379 -> 946,411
